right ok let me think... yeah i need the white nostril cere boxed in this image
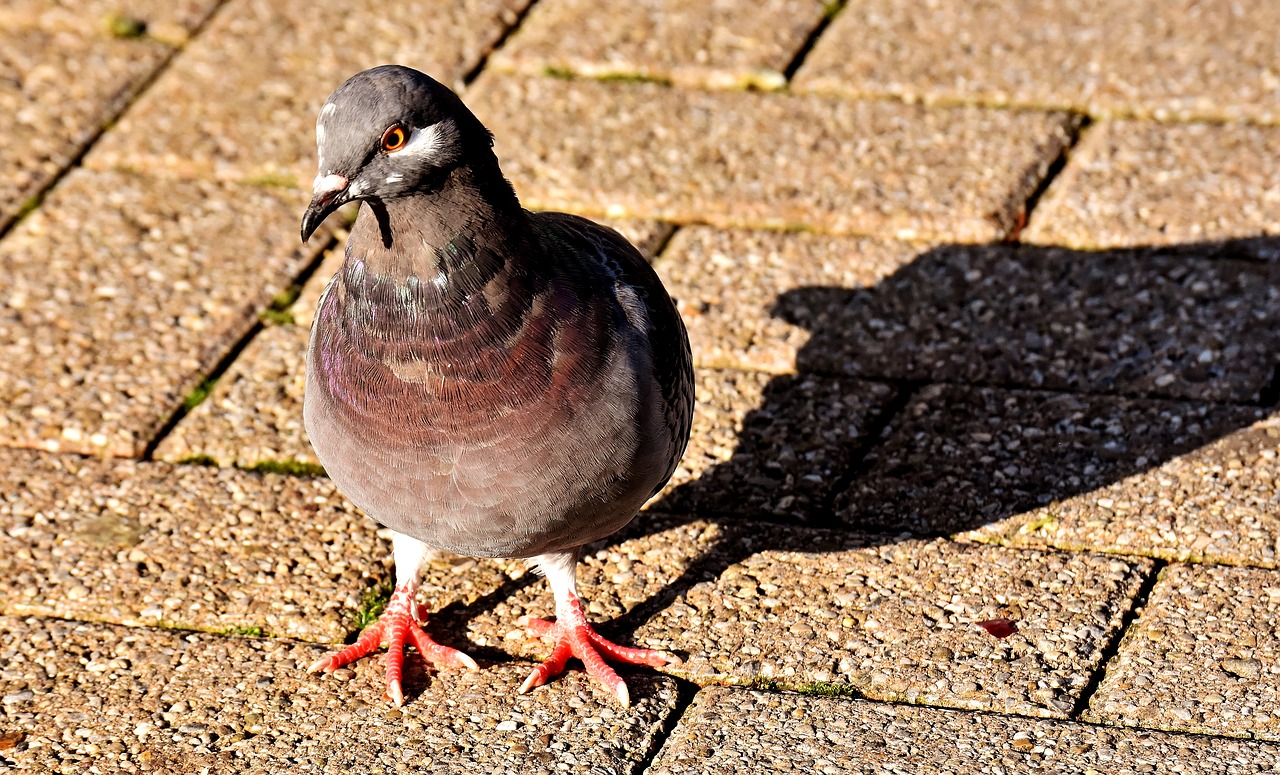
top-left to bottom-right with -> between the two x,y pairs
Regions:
312,174 -> 349,197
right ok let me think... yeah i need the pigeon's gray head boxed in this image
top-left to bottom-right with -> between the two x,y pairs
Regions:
301,65 -> 492,242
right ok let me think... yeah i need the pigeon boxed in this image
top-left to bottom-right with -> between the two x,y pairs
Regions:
299,65 -> 693,707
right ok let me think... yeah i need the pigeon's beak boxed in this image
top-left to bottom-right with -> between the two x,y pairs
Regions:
300,174 -> 350,243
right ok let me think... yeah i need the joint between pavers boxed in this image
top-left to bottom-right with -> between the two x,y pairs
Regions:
462,0 -> 544,88
782,0 -> 850,83
1068,558 -> 1167,721
1007,114 -> 1094,243
631,677 -> 702,775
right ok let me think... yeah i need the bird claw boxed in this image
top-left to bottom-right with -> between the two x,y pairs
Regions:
518,616 -> 677,707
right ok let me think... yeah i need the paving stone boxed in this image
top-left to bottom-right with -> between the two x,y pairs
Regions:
793,0 -> 1280,124
1,0 -> 222,43
490,0 -> 829,89
468,74 -> 1077,241
0,169 -> 328,457
85,0 -> 530,186
0,24 -> 170,232
1086,563 -> 1280,740
449,516 -> 1149,718
651,371 -> 895,522
648,687 -> 1280,774
971,411 -> 1280,568
0,448 -> 384,643
658,231 -> 1280,401
655,227 -> 921,374
153,218 -> 671,468
1024,120 -> 1280,251
839,385 -> 1266,537
0,616 -> 680,774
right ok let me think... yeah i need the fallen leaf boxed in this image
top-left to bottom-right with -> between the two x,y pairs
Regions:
975,618 -> 1018,638
0,731 -> 24,750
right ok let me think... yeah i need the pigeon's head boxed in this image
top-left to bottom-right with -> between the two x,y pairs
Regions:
301,65 -> 492,242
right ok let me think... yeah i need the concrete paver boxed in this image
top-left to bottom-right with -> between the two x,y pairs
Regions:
153,218 -> 671,468
453,517 -> 1150,718
0,168 -> 327,457
1086,563 -> 1280,740
971,412 -> 1280,569
469,74 -> 1077,241
0,448 -> 381,643
648,687 -> 1280,774
839,385 -> 1265,537
0,24 -> 170,231
794,0 -> 1280,124
1,0 -> 221,41
654,227 -> 920,374
85,0 -> 531,186
1024,120 -> 1280,251
658,233 -> 1280,402
491,0 -> 829,89
0,615 -> 680,774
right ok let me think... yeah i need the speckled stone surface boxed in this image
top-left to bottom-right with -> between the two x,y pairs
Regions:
0,169 -> 327,457
0,616 -> 680,774
0,448 -> 382,643
648,687 -> 1280,774
1,0 -> 221,42
971,412 -> 1280,568
0,23 -> 170,231
651,371 -> 895,522
153,218 -> 672,468
654,227 -> 922,374
1086,563 -> 1280,740
658,233 -> 1280,402
793,0 -> 1280,123
1024,120 -> 1280,251
468,74 -> 1077,241
491,0 -> 828,89
446,517 -> 1149,718
84,0 -> 532,185
839,385 -> 1265,536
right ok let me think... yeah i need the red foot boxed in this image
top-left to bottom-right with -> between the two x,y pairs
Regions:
308,584 -> 477,706
518,596 -> 680,707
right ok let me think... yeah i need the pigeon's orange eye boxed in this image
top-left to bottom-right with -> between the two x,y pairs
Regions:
381,125 -> 407,152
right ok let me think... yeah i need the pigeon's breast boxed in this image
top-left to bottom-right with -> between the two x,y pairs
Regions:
303,273 -> 660,558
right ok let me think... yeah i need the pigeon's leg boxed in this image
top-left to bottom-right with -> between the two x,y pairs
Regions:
308,532 -> 478,706
519,550 -> 680,707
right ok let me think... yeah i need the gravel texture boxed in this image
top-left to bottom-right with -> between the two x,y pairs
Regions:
648,687 -> 1280,774
84,0 -> 532,186
651,371 -> 895,522
1086,563 -> 1280,740
659,233 -> 1280,402
0,616 -> 680,774
2,0 -> 221,42
490,0 -> 829,89
468,74 -> 1077,242
971,411 -> 1280,568
839,384 -> 1265,536
1024,120 -> 1280,251
0,448 -> 383,643
444,516 -> 1150,719
155,217 -> 672,468
0,168 -> 328,457
654,227 -> 922,374
793,0 -> 1280,123
0,22 -> 170,231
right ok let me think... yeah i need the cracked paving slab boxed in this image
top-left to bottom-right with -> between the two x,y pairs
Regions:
467,73 -> 1077,242
0,615 -> 680,774
647,687 -> 1280,774
0,168 -> 329,457
793,0 -> 1280,124
490,0 -> 830,89
84,0 -> 533,186
1024,120 -> 1280,252
1086,562 -> 1280,740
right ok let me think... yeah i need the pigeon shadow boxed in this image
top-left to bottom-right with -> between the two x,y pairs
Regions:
593,236 -> 1280,642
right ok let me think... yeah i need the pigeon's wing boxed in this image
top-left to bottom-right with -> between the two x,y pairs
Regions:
532,211 -> 695,494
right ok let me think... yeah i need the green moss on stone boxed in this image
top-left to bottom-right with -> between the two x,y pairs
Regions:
247,459 -> 327,478
352,580 -> 393,632
104,12 -> 148,39
182,377 -> 219,411
178,453 -> 219,467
